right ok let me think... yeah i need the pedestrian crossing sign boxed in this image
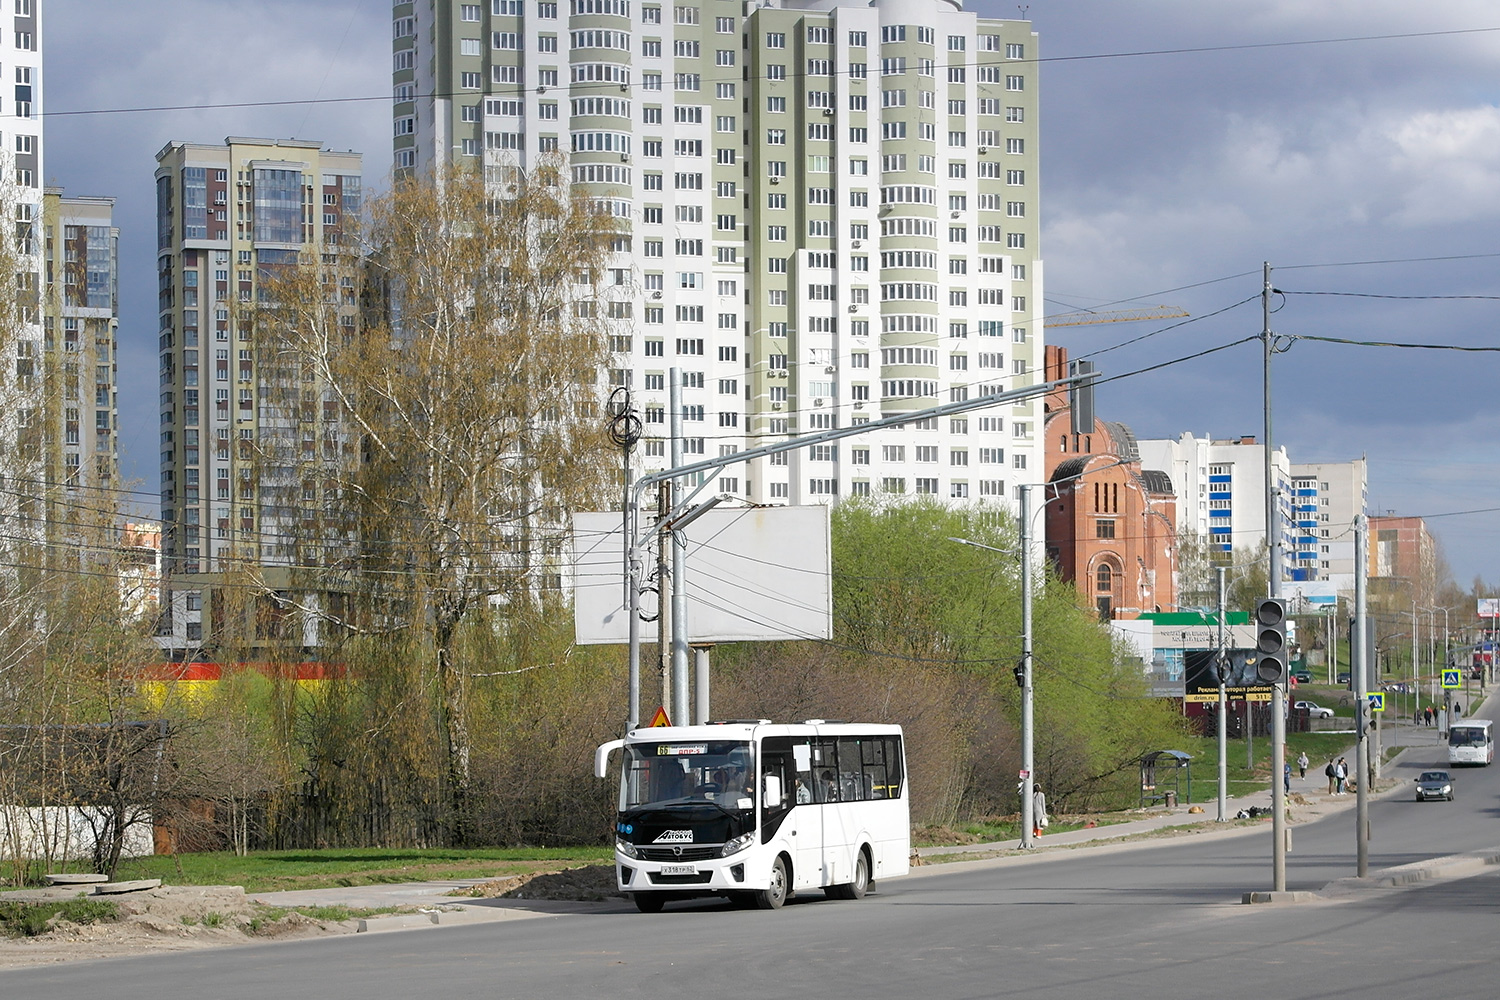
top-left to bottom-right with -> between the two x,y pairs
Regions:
1442,669 -> 1461,689
1368,692 -> 1384,713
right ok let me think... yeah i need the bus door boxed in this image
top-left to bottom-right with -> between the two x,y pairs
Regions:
791,739 -> 825,890
814,738 -> 853,885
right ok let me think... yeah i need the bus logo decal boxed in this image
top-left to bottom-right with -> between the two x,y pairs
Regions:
655,829 -> 693,843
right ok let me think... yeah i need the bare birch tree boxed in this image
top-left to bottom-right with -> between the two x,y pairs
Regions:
257,163 -> 622,842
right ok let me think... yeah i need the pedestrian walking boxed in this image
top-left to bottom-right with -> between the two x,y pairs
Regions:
1032,786 -> 1049,838
1324,758 -> 1336,794
1334,757 -> 1348,794
1283,762 -> 1291,796
1296,751 -> 1308,780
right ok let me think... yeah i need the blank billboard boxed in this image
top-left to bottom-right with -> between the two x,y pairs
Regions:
572,505 -> 833,645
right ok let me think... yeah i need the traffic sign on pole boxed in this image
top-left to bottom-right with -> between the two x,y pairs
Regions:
1368,692 -> 1385,713
1442,669 -> 1461,690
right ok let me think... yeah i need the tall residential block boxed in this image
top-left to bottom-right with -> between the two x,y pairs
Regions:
0,0 -> 44,555
394,0 -> 1045,506
40,189 -> 119,501
1287,458 -> 1367,591
154,138 -> 362,653
1137,432 -> 1368,590
1136,432 -> 1293,562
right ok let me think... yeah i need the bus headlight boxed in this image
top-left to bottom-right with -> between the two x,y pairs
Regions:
616,836 -> 640,859
720,833 -> 755,857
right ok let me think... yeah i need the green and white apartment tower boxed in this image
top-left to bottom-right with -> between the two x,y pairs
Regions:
154,138 -> 362,653
395,0 -> 1042,504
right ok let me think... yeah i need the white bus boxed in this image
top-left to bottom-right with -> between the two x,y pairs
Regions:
595,721 -> 909,912
1448,719 -> 1494,766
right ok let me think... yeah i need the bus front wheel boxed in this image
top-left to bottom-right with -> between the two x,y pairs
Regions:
633,893 -> 666,913
755,856 -> 789,910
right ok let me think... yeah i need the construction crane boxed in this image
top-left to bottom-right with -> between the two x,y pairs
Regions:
1044,305 -> 1190,328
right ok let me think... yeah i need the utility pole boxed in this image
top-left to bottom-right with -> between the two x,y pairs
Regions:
1263,261 -> 1287,893
668,368 -> 690,725
1019,484 -> 1035,849
657,482 -> 672,715
1216,565 -> 1227,822
607,389 -> 642,731
1354,515 -> 1369,877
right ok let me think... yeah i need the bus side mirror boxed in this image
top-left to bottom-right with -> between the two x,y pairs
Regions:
595,739 -> 624,779
763,774 -> 783,807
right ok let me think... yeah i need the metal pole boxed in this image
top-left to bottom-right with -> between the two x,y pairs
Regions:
1246,700 -> 1252,770
657,482 -> 672,716
1263,261 -> 1287,893
625,452 -> 640,731
1354,514 -> 1369,877
1020,484 -> 1035,849
1217,565 -> 1227,822
1412,600 -> 1419,722
693,645 -> 711,724
668,368 -> 690,725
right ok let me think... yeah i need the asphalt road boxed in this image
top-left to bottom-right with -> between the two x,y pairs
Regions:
5,740 -> 1496,1000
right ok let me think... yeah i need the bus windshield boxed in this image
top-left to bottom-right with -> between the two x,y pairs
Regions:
1450,726 -> 1488,747
621,740 -> 755,813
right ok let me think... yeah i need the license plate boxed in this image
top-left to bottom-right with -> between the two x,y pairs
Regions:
659,864 -> 696,876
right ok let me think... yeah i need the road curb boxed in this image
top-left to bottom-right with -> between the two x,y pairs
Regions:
1319,849 -> 1500,895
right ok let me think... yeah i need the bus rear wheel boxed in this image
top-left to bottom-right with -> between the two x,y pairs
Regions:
755,856 -> 789,910
828,850 -> 870,900
633,893 -> 666,913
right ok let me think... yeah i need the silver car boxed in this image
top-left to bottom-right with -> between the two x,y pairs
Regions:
1415,770 -> 1455,802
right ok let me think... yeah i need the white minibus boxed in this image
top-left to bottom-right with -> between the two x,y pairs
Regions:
595,721 -> 909,912
1448,719 -> 1493,765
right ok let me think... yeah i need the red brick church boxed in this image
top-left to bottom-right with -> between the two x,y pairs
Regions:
1042,346 -> 1178,618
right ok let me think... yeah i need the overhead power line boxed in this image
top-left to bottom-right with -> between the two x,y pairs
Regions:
38,26 -> 1500,119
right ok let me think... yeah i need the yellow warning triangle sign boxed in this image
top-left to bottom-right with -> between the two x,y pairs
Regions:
647,706 -> 672,728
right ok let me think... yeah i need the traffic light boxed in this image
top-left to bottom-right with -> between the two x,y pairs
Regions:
1255,598 -> 1288,683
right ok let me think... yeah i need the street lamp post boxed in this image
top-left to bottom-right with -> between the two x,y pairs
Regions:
947,482 -> 1042,850
1019,484 -> 1035,849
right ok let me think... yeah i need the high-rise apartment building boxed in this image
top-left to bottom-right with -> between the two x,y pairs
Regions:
1287,458 -> 1366,590
394,0 -> 1044,505
0,0 -> 45,557
1136,432 -> 1293,560
154,138 -> 362,653
1137,432 -> 1368,589
40,189 -> 119,501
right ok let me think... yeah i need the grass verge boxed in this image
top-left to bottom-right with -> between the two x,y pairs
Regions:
0,899 -> 119,938
110,846 -> 613,894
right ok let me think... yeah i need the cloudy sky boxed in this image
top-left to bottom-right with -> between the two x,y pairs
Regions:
41,1 -> 1500,588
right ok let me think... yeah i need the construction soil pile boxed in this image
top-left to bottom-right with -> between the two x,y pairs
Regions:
455,864 -> 622,902
0,884 -> 358,969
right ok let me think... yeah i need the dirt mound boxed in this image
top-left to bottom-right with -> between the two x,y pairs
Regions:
457,864 -> 623,902
0,885 -> 356,969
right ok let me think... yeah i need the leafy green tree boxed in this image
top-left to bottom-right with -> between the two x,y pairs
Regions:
828,497 -> 1190,816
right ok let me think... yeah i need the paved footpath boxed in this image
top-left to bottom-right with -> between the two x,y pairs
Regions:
248,691 -> 1494,930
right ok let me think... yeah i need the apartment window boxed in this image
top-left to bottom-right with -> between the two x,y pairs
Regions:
1096,519 -> 1116,539
1006,75 -> 1024,91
